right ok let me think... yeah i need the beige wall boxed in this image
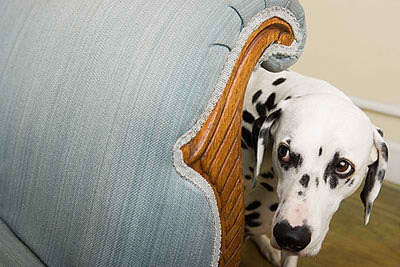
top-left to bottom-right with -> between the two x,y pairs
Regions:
291,0 -> 400,143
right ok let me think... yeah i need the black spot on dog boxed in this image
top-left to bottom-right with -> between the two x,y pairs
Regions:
377,128 -> 384,137
272,77 -> 286,86
286,139 -> 291,145
315,178 -> 319,187
329,177 -> 338,189
259,128 -> 269,146
366,202 -> 372,216
349,179 -> 355,186
251,116 -> 266,152
252,90 -> 262,104
260,172 -> 274,179
323,152 -> 340,183
245,212 -> 260,221
298,191 -> 303,196
265,93 -> 276,111
256,102 -> 267,116
266,109 -> 282,122
282,164 -> 289,171
285,96 -> 292,100
345,178 -> 352,184
291,152 -> 303,169
244,175 -> 252,180
243,110 -> 255,123
241,139 -> 248,149
278,146 -> 303,171
381,143 -> 388,162
299,174 -> 310,188
244,227 -> 254,236
245,212 -> 261,227
253,114 -> 266,129
261,182 -> 274,192
319,147 -> 323,157
246,200 -> 261,211
360,161 -> 378,207
378,169 -> 386,183
270,203 -> 279,212
247,221 -> 261,227
242,127 -> 253,148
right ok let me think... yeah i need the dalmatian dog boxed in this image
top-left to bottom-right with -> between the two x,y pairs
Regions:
242,67 -> 389,267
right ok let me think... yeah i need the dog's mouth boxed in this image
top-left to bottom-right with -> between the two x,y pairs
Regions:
271,235 -> 322,256
273,244 -> 320,257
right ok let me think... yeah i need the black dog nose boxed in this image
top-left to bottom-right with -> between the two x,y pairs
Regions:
273,220 -> 312,252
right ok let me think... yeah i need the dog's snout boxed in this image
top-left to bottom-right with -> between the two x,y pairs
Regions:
273,220 -> 311,252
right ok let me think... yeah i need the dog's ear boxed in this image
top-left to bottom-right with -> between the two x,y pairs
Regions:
254,99 -> 294,178
255,108 -> 282,177
360,127 -> 389,225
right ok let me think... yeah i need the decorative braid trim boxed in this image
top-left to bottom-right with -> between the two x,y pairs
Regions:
172,6 -> 303,266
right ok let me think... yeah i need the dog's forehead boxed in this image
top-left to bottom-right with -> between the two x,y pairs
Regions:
276,95 -> 373,159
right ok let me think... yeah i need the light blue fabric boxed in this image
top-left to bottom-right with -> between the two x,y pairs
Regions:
262,0 -> 307,72
0,219 -> 44,267
0,0 -> 271,266
224,0 -> 265,30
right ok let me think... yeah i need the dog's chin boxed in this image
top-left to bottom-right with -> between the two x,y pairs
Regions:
270,238 -> 322,257
298,243 -> 321,256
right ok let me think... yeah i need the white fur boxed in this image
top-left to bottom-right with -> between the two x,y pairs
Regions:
242,68 -> 387,266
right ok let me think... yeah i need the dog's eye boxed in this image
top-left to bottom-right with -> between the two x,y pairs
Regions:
278,144 -> 290,163
335,160 -> 354,176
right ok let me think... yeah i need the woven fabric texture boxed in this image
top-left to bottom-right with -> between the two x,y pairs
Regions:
0,0 -> 267,266
0,219 -> 44,267
262,0 -> 306,72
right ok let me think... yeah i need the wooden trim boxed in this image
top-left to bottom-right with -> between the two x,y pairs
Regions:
181,17 -> 294,267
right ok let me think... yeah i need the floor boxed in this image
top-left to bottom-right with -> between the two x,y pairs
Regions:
240,181 -> 400,267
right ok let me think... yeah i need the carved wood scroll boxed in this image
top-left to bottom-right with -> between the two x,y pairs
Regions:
181,17 -> 294,267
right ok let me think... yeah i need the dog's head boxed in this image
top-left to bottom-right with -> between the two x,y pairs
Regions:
254,94 -> 388,256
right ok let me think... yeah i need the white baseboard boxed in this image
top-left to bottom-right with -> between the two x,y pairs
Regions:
350,96 -> 400,118
386,141 -> 400,185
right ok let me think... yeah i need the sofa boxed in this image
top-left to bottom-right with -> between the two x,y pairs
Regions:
0,0 -> 306,266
